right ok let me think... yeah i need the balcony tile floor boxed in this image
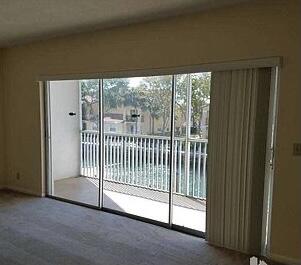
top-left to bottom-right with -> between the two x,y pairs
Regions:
54,177 -> 206,231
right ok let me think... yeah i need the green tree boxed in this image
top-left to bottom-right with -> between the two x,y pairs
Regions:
191,73 -> 210,135
80,74 -> 210,136
103,78 -> 130,112
174,73 -> 211,136
174,75 -> 188,136
81,79 -> 99,130
81,78 -> 130,130
136,76 -> 172,134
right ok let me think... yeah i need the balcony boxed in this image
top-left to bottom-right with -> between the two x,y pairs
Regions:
54,131 -> 207,232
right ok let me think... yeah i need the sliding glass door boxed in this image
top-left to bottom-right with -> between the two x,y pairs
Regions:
47,79 -> 100,207
172,73 -> 210,233
46,72 -> 210,234
102,76 -> 173,223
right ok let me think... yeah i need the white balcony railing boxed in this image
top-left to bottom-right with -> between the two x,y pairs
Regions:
81,131 -> 207,199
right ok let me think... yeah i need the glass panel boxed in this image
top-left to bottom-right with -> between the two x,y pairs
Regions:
190,73 -> 211,139
48,79 -> 100,206
174,74 -> 188,138
102,76 -> 172,223
172,72 -> 211,232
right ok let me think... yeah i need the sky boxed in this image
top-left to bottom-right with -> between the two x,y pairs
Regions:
129,77 -> 143,87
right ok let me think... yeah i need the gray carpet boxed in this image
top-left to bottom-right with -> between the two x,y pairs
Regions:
0,191 -> 249,265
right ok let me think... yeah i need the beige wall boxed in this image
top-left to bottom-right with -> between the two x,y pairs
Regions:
1,0 -> 300,262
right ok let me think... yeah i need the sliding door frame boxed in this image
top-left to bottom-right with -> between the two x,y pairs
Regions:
98,78 -> 104,209
168,75 -> 176,227
261,66 -> 280,257
42,56 -> 281,241
38,57 -> 281,81
100,74 -> 177,230
44,81 -> 53,196
44,80 -> 101,210
98,74 -> 205,237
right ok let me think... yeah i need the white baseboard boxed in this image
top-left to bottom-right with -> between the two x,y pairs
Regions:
270,253 -> 301,265
1,185 -> 43,197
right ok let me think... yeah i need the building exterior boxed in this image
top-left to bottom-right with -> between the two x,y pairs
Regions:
82,100 -> 209,138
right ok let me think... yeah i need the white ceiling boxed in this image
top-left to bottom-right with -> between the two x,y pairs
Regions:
0,0 -> 250,47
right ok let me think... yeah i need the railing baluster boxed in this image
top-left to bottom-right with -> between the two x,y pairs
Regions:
105,135 -> 109,180
90,134 -> 92,177
134,137 -> 138,185
115,136 -> 118,181
197,142 -> 202,198
86,134 -> 88,177
155,139 -> 159,189
94,134 -> 97,178
85,133 -> 88,177
97,133 -> 99,179
80,133 -> 83,176
113,136 -> 117,181
143,138 -> 147,187
92,134 -> 95,178
109,136 -> 113,180
151,138 -> 155,188
120,136 -> 124,182
91,134 -> 94,178
114,136 -> 117,181
186,141 -> 191,196
102,134 -> 105,179
192,141 -> 196,197
130,137 -> 133,183
110,136 -> 113,181
116,136 -> 120,182
160,139 -> 164,190
113,136 -> 116,180
104,135 -> 109,180
148,138 -> 151,187
139,138 -> 143,186
130,137 -> 133,184
173,140 -> 178,193
202,142 -> 207,199
82,133 -> 85,176
90,133 -> 92,178
129,137 -> 134,183
124,137 -> 127,183
127,137 -> 131,183
178,140 -> 182,194
117,136 -> 119,181
95,133 -> 98,178
165,139 -> 168,191
105,135 -> 107,180
87,134 -> 91,177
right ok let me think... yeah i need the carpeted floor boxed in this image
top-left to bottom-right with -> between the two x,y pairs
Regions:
0,190 -> 249,265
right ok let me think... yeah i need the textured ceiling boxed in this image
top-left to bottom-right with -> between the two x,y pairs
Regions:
0,0 -> 250,47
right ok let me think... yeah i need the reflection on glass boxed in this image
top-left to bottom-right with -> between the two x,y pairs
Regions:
49,79 -> 99,206
102,76 -> 172,223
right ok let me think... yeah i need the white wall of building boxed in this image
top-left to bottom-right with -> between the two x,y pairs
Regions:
49,80 -> 80,180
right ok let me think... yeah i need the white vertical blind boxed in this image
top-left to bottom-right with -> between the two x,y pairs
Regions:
206,68 -> 271,254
